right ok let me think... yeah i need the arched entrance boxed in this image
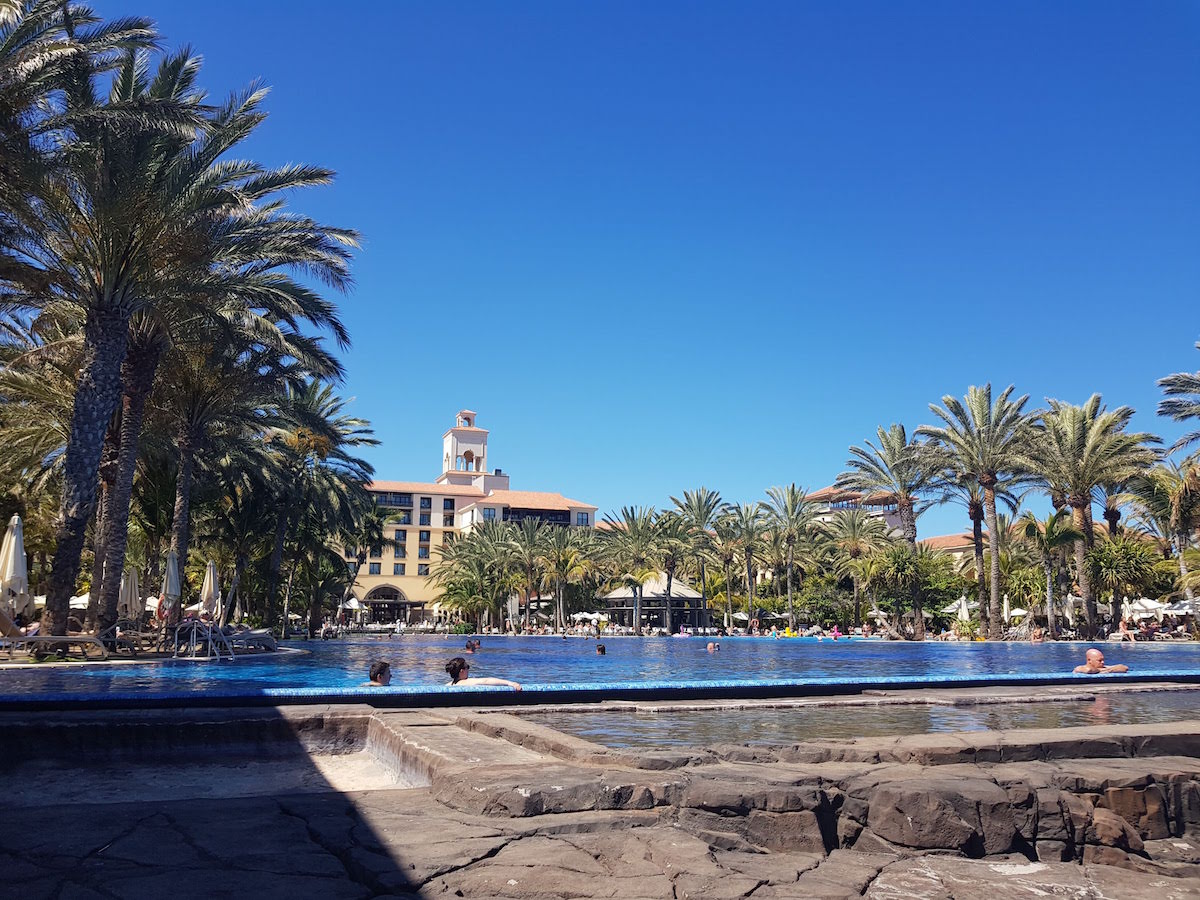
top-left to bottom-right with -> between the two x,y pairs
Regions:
363,585 -> 423,624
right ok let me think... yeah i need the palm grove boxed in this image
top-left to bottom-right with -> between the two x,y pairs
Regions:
0,1 -> 377,636
436,375 -> 1200,641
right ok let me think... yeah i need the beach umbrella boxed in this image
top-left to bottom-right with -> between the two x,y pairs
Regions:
159,551 -> 181,622
118,570 -> 142,621
199,561 -> 221,620
0,514 -> 30,619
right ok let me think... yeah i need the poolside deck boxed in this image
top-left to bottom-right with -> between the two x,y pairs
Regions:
7,686 -> 1200,897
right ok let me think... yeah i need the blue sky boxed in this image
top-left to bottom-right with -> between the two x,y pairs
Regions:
103,1 -> 1199,536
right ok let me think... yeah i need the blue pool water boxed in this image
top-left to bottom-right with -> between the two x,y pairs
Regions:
1,635 -> 1200,704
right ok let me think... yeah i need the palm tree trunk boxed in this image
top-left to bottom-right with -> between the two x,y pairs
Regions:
265,507 -> 290,627
724,563 -> 733,632
98,347 -> 160,632
983,488 -> 1003,640
1044,559 -> 1057,639
45,305 -> 132,636
699,559 -> 708,630
634,582 -> 642,636
1178,533 -> 1194,601
169,430 -> 197,602
1074,502 -> 1097,636
786,543 -> 795,630
523,579 -> 532,632
664,567 -> 674,634
224,554 -> 245,626
744,553 -> 754,627
86,480 -> 108,632
899,500 -> 918,544
972,514 -> 989,636
852,576 -> 860,628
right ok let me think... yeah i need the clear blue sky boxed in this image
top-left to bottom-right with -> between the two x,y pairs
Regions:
102,1 -> 1200,536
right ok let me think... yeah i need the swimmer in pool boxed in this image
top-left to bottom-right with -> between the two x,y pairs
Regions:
445,656 -> 521,690
1073,648 -> 1129,675
367,661 -> 391,686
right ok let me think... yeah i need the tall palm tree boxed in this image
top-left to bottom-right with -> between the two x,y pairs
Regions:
826,509 -> 891,627
671,487 -> 723,629
1019,510 -> 1081,638
727,502 -> 765,622
509,518 -> 550,632
601,507 -> 656,635
1159,341 -> 1200,452
709,516 -> 741,631
539,525 -> 591,632
917,384 -> 1033,639
653,511 -> 690,634
764,484 -> 816,631
1025,395 -> 1160,635
1126,461 -> 1200,600
838,424 -> 934,545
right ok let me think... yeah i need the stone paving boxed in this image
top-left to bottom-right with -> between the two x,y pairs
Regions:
6,691 -> 1200,898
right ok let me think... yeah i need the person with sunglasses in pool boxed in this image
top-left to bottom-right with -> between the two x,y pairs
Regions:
445,656 -> 522,690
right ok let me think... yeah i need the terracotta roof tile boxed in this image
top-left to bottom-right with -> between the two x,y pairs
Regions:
460,490 -> 598,512
367,480 -> 484,498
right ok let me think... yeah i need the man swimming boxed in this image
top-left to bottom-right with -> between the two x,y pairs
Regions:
1073,648 -> 1129,675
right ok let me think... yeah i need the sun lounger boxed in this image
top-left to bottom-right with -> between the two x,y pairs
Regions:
228,628 -> 277,651
0,608 -> 109,660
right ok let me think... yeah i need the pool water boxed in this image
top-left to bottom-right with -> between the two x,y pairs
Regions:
0,635 -> 1198,701
525,691 -> 1200,748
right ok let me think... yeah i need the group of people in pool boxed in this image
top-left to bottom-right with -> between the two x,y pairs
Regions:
364,644 -> 1129,689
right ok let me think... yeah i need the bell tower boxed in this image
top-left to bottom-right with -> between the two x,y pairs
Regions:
437,410 -> 510,491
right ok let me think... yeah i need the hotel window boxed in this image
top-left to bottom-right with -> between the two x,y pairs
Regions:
368,563 -> 381,575
420,497 -> 432,510
443,533 -> 452,545
395,530 -> 405,543
442,514 -> 454,527
419,512 -> 431,526
393,563 -> 405,576
443,498 -> 455,510
576,512 -> 589,526
397,511 -> 412,525
418,546 -> 430,559
417,564 -> 429,576
419,530 -> 430,543
482,508 -> 496,521
344,548 -> 355,560
393,545 -> 405,559
369,546 -> 381,559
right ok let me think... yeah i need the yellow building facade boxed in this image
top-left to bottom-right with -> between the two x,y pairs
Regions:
346,410 -> 597,623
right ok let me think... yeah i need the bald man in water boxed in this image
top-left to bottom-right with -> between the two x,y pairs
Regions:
1074,648 -> 1129,674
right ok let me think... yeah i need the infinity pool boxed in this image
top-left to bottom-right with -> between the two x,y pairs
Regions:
526,690 -> 1200,748
1,636 -> 1199,706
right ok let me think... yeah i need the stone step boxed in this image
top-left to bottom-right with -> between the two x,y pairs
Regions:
366,711 -> 549,786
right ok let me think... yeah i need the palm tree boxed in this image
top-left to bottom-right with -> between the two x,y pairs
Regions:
826,509 -> 891,627
653,511 -> 690,634
671,487 -> 723,629
727,502 -> 765,623
1019,510 -> 1081,638
1025,395 -> 1160,635
601,507 -> 656,635
764,484 -> 817,631
709,516 -> 741,631
839,424 -> 935,545
509,518 -> 550,632
1159,341 -> 1200,452
1126,461 -> 1200,600
917,385 -> 1033,639
539,525 -> 591,632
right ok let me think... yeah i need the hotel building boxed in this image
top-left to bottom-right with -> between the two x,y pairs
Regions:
807,485 -> 903,531
346,410 -> 598,623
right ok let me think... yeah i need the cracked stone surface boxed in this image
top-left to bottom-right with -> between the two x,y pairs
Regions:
9,700 -> 1200,898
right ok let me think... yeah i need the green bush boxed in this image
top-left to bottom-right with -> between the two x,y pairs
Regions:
450,622 -> 476,635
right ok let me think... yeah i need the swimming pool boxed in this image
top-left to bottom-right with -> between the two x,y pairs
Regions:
1,635 -> 1199,707
525,690 -> 1200,748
